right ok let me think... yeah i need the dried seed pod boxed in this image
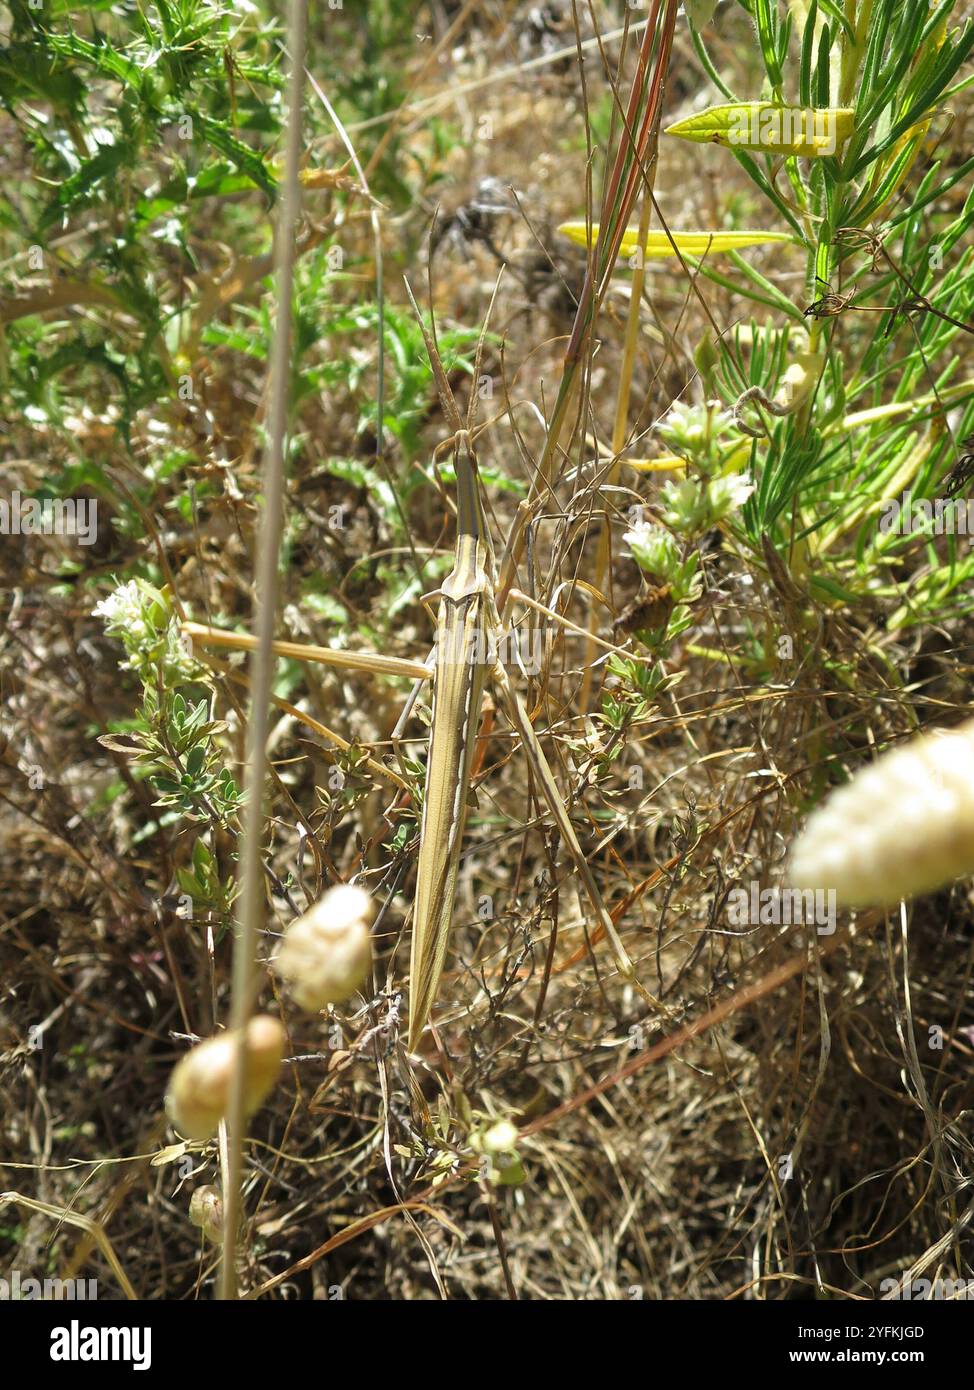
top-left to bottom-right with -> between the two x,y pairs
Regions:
165,1014 -> 285,1141
188,1184 -> 223,1242
789,717 -> 974,907
273,883 -> 373,1011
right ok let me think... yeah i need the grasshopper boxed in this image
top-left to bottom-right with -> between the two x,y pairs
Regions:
186,287 -> 658,1051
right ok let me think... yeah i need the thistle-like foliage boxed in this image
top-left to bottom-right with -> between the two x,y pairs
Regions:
790,719 -> 974,908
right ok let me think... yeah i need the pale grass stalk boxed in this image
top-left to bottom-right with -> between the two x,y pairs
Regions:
0,1191 -> 136,1300
220,0 -> 306,1302
182,621 -> 430,681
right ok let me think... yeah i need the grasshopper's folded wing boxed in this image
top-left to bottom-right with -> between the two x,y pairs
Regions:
407,573 -> 489,1051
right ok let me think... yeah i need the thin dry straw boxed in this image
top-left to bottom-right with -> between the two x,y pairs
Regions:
0,1191 -> 137,1300
496,0 -> 679,606
220,0 -> 307,1302
243,914 -> 864,1300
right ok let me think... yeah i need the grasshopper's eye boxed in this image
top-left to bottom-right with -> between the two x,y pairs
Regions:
789,719 -> 974,908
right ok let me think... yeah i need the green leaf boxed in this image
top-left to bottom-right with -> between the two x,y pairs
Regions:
754,0 -> 784,90
799,0 -> 818,108
815,21 -> 832,108
185,746 -> 206,778
814,0 -> 855,42
665,103 -> 854,157
175,867 -> 201,897
192,113 -> 276,199
557,222 -> 795,260
192,837 -> 213,875
40,139 -> 133,229
684,0 -> 718,25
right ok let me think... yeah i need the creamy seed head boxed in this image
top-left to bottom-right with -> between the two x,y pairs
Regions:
274,883 -> 374,1011
789,717 -> 974,908
165,1015 -> 285,1141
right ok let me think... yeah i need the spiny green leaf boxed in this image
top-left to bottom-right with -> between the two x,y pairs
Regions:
191,112 -> 276,199
0,42 -> 85,110
46,31 -> 144,89
39,139 -> 133,228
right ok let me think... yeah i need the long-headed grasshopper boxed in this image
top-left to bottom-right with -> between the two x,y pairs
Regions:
186,287 -> 660,1051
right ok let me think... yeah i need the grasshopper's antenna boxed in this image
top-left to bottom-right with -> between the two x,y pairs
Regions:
403,276 -> 463,437
466,268 -> 505,434
404,258 -> 506,441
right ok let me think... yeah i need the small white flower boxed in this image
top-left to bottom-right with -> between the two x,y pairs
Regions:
482,1120 -> 518,1155
657,398 -> 735,452
92,580 -> 144,629
624,521 -> 678,576
712,472 -> 755,512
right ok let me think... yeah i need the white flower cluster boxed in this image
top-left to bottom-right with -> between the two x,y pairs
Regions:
657,398 -> 737,454
92,580 -> 151,641
659,472 -> 754,534
92,578 -> 200,683
623,520 -> 679,575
